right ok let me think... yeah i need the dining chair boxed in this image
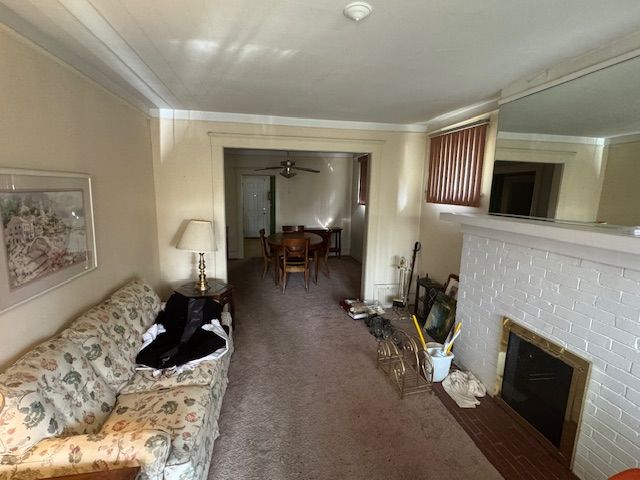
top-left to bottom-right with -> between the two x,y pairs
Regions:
282,225 -> 305,232
280,236 -> 311,293
259,228 -> 277,283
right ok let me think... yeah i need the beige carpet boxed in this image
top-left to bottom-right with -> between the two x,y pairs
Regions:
208,257 -> 503,480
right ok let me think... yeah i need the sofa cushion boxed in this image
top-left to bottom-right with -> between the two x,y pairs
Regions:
63,304 -> 137,392
101,386 -> 212,466
95,300 -> 148,367
109,278 -> 162,337
0,381 -> 63,457
0,336 -> 115,456
0,429 -> 171,480
98,279 -> 162,366
4,337 -> 115,438
121,360 -> 224,395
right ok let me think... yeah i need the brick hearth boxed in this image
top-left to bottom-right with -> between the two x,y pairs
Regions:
451,226 -> 640,480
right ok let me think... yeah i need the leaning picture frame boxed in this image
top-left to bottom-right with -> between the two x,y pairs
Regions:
0,168 -> 97,312
444,273 -> 460,300
423,292 -> 457,344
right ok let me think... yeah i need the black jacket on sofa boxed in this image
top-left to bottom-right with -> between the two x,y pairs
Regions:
136,292 -> 229,369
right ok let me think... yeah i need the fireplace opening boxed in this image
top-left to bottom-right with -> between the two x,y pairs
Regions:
496,318 -> 590,466
502,331 -> 573,447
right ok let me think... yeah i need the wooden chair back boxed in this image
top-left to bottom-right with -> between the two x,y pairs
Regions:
280,236 -> 310,292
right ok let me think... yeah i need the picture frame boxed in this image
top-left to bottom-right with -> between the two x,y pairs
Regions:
423,292 -> 457,344
444,273 -> 459,300
0,169 -> 97,312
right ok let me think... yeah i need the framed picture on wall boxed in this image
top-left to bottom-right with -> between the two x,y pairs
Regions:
0,169 -> 97,312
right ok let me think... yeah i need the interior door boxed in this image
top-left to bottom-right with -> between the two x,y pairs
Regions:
242,175 -> 271,237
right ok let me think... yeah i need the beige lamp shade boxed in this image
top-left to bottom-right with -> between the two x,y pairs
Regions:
177,220 -> 217,252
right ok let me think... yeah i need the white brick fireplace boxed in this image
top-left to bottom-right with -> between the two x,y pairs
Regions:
443,213 -> 640,480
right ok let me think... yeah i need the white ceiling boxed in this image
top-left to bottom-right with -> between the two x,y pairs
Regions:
2,0 -> 640,125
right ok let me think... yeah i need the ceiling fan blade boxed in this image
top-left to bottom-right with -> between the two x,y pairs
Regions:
254,166 -> 283,171
294,167 -> 321,173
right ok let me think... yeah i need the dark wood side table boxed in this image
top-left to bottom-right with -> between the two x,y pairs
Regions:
328,227 -> 343,258
174,280 -> 234,318
46,467 -> 140,480
304,227 -> 343,257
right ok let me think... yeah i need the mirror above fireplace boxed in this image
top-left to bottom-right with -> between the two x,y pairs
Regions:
491,55 -> 640,227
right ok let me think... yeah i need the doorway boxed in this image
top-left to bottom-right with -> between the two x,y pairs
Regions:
489,161 -> 563,218
242,175 -> 272,237
223,148 -> 368,274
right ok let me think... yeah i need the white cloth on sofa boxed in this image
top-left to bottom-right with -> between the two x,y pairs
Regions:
136,319 -> 230,375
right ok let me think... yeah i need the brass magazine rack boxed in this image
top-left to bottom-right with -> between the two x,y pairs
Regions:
376,329 -> 432,398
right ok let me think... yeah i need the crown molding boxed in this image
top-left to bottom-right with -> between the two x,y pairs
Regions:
498,131 -> 605,145
500,31 -> 640,104
605,132 -> 640,145
423,98 -> 499,135
150,109 -> 428,133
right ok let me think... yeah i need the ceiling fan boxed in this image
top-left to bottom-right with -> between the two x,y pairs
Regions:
254,153 -> 320,178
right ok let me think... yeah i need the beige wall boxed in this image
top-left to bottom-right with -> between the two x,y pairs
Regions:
223,152 -> 353,258
418,113 -> 499,285
597,139 -> 640,225
0,26 -> 160,368
151,117 -> 426,302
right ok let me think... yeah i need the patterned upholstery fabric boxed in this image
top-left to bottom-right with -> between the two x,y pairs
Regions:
0,337 -> 116,457
97,300 -> 147,366
0,380 -> 63,457
101,279 -> 162,366
163,389 -> 221,480
160,352 -> 232,480
63,304 -> 137,392
0,336 -> 115,440
122,328 -> 233,395
109,279 -> 162,337
121,361 -> 223,395
101,385 -> 217,479
0,278 -> 232,480
0,429 -> 171,480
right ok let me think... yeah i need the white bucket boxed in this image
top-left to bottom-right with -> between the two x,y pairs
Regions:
424,344 -> 454,382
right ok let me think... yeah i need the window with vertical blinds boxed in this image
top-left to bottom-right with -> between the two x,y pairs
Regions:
425,122 -> 488,207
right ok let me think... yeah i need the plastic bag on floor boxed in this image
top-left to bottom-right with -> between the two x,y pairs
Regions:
442,370 -> 487,408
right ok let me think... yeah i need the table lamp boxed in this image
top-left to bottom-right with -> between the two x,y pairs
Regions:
177,219 -> 217,292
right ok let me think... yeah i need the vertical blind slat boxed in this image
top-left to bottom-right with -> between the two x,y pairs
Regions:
425,123 -> 487,206
443,135 -> 451,202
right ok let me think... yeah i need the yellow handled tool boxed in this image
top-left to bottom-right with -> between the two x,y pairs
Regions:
412,314 -> 426,349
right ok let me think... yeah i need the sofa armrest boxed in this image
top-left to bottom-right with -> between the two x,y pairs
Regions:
0,429 -> 171,480
221,311 -> 232,328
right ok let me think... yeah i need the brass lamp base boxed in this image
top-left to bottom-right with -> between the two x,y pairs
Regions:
195,252 -> 209,292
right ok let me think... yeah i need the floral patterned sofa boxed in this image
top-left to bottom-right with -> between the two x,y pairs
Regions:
0,279 -> 233,480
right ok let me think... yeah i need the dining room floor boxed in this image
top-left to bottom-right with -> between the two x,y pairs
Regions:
243,237 -> 262,258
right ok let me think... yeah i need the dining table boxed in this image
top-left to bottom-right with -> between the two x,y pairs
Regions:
267,232 -> 324,285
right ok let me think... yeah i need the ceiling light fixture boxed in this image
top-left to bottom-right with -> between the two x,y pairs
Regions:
343,2 -> 373,22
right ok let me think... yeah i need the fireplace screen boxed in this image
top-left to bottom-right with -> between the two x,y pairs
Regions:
502,332 -> 573,447
497,318 -> 589,466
